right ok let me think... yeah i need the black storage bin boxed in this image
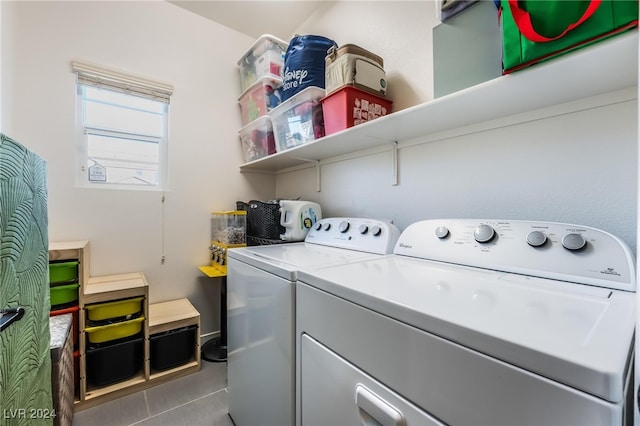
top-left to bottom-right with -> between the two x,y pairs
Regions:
86,336 -> 143,387
150,325 -> 197,372
236,200 -> 285,242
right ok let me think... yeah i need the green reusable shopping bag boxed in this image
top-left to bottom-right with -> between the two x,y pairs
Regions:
501,0 -> 638,73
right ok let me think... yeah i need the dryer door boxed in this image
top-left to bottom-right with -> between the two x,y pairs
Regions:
300,334 -> 443,426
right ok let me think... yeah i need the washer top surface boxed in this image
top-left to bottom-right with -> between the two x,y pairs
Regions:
228,218 -> 401,281
296,219 -> 636,403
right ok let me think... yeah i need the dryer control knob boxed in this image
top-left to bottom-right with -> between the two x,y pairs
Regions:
314,222 -> 323,231
323,222 -> 331,231
359,224 -> 369,235
435,226 -> 450,239
339,221 -> 350,233
474,224 -> 495,243
562,233 -> 586,251
526,231 -> 547,247
371,225 -> 382,236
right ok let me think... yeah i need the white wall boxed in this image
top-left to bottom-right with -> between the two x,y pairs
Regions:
2,1 -> 275,334
277,94 -> 638,250
0,1 -> 3,131
297,1 -> 436,111
279,2 -> 638,253
1,1 -> 12,133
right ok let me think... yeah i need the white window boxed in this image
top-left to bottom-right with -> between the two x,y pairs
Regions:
72,61 -> 173,190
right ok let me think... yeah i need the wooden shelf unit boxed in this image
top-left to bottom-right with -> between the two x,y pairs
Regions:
84,272 -> 149,305
48,241 -> 89,403
84,372 -> 147,401
81,272 -> 149,404
148,298 -> 201,382
48,240 -> 89,307
49,242 -> 201,412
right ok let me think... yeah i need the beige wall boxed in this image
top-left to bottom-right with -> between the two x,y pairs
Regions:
296,1 -> 437,111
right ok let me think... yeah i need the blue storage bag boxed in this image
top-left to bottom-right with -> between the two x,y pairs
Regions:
281,35 -> 338,101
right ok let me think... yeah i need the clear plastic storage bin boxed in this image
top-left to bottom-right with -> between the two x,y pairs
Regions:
239,115 -> 276,163
238,76 -> 283,126
237,34 -> 288,93
209,211 -> 247,275
211,211 -> 247,246
269,86 -> 326,152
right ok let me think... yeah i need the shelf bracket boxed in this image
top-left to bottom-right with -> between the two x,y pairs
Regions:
288,157 -> 321,192
391,141 -> 398,186
315,161 -> 321,192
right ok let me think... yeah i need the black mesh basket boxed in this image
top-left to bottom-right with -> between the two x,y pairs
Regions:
236,200 -> 285,241
246,236 -> 289,246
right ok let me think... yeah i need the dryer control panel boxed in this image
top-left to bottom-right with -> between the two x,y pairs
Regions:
305,218 -> 401,255
394,219 -> 635,291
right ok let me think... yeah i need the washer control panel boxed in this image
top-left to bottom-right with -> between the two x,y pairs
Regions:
306,218 -> 401,255
394,219 -> 635,291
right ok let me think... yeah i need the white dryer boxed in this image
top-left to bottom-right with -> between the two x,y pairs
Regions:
296,219 -> 636,426
226,217 -> 400,426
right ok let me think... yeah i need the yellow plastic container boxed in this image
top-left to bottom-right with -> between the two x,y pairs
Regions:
85,297 -> 144,322
85,316 -> 145,344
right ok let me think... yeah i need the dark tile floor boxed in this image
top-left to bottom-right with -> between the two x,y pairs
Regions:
73,360 -> 232,426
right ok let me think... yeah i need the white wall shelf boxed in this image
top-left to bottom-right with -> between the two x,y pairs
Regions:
239,31 -> 638,173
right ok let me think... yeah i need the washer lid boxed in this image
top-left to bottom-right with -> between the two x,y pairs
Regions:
297,256 -> 635,403
228,243 -> 386,281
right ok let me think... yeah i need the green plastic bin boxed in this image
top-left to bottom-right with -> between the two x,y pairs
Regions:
49,261 -> 79,284
50,283 -> 80,307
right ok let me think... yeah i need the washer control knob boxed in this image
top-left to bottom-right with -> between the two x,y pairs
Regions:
359,224 -> 369,235
323,222 -> 331,231
371,225 -> 382,236
526,231 -> 547,247
435,226 -> 450,239
314,222 -> 323,231
474,224 -> 495,243
562,233 -> 586,251
339,221 -> 350,233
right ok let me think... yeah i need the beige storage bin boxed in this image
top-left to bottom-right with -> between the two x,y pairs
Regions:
325,44 -> 387,96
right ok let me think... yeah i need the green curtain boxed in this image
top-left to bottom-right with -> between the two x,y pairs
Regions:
0,133 -> 53,426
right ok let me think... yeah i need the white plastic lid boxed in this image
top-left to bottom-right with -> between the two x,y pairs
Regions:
268,86 -> 326,119
238,115 -> 273,135
237,34 -> 289,67
237,75 -> 284,101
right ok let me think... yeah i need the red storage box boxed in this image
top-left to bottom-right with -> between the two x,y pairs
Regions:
73,350 -> 80,398
320,85 -> 392,136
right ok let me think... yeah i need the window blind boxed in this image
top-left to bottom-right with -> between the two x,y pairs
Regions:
71,60 -> 173,103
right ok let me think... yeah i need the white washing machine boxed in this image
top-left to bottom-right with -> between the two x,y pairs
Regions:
296,219 -> 636,426
226,217 -> 401,426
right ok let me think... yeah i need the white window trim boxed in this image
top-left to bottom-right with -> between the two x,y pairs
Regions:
72,60 -> 173,191
72,60 -> 173,102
